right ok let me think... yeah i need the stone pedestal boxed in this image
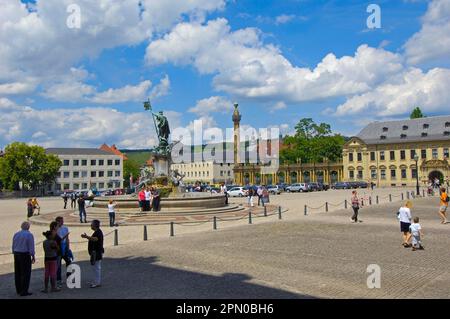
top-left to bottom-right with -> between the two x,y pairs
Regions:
153,154 -> 169,177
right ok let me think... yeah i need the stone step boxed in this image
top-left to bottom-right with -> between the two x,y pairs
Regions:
80,205 -> 245,216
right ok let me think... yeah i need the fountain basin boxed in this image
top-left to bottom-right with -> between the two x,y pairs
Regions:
94,193 -> 227,210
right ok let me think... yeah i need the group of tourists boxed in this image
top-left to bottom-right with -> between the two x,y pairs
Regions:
137,186 -> 161,212
349,187 -> 449,251
26,198 -> 40,220
246,186 -> 270,207
12,218 -> 104,296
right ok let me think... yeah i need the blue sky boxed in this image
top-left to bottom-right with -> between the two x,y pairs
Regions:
1,0 -> 449,149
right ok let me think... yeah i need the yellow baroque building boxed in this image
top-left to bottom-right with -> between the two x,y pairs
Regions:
343,116 -> 450,187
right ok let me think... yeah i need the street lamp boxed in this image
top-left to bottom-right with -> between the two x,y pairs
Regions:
414,154 -> 420,196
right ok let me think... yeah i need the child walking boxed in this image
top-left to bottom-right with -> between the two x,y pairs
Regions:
409,217 -> 424,251
41,231 -> 60,293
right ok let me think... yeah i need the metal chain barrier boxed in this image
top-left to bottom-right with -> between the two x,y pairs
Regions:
328,201 -> 346,207
174,220 -> 212,227
306,203 -> 327,210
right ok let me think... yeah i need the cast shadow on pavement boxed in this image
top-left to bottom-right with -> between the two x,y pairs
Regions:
0,256 -> 314,299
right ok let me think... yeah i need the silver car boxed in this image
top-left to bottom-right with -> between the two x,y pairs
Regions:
286,183 -> 309,192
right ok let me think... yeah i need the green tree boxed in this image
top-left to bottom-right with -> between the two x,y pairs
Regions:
281,118 -> 345,164
410,107 -> 425,119
0,142 -> 61,191
123,159 -> 140,188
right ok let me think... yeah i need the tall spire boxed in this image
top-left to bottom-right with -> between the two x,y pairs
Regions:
232,103 -> 241,165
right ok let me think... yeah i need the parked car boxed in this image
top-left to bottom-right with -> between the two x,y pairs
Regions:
308,182 -> 321,191
286,183 -> 309,192
318,183 -> 330,191
267,185 -> 282,195
357,181 -> 368,188
227,187 -> 247,197
277,183 -> 289,192
347,181 -> 360,189
332,182 -> 351,189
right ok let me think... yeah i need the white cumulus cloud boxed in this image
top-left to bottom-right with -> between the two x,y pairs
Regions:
404,0 -> 450,65
146,19 -> 404,103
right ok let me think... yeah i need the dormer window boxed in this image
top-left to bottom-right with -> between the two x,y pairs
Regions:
444,131 -> 450,136
382,127 -> 388,132
400,134 -> 407,139
421,132 -> 428,137
423,124 -> 429,129
380,135 -> 387,140
402,125 -> 408,130
445,122 -> 450,128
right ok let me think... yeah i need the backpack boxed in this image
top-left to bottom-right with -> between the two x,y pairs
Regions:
446,195 -> 449,203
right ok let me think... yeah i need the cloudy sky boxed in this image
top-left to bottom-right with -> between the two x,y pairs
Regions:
1,0 -> 449,149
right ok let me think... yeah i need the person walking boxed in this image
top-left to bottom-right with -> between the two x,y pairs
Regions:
439,187 -> 449,224
31,198 -> 40,215
41,230 -> 60,293
262,187 -> 270,206
78,196 -> 87,223
350,191 -> 362,223
55,216 -> 71,288
247,187 -> 254,207
409,217 -> 424,251
70,192 -> 77,209
26,199 -> 34,220
220,183 -> 228,205
12,222 -> 35,296
257,186 -> 263,206
108,200 -> 117,227
81,220 -> 104,288
398,201 -> 413,248
63,192 -> 68,209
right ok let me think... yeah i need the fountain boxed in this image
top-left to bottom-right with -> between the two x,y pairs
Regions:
94,100 -> 233,213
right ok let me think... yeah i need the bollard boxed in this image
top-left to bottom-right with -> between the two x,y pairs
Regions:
369,196 -> 372,205
248,211 -> 253,224
114,229 -> 118,246
376,195 -> 379,204
325,202 -> 329,212
170,222 -> 174,237
361,199 -> 364,207
389,194 -> 392,202
278,206 -> 282,219
213,216 -> 217,230
344,199 -> 348,209
423,189 -> 425,197
304,205 -> 308,216
264,206 -> 267,217
401,193 -> 404,201
143,225 -> 148,241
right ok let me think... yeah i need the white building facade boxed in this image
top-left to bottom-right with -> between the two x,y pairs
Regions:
171,161 -> 234,185
46,148 -> 124,193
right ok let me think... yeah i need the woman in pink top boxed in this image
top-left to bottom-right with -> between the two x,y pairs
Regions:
138,188 -> 146,213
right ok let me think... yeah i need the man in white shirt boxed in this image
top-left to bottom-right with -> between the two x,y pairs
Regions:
257,187 -> 264,206
220,183 -> 228,205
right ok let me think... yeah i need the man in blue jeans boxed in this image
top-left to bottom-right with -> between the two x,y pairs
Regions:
78,196 -> 87,223
55,216 -> 72,288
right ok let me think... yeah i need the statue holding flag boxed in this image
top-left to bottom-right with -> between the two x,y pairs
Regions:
144,99 -> 170,155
